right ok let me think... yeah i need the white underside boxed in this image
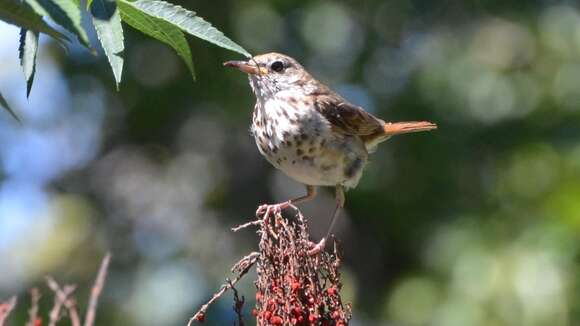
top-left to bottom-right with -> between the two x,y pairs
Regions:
252,91 -> 368,188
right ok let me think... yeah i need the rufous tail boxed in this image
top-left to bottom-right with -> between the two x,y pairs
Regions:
383,121 -> 437,136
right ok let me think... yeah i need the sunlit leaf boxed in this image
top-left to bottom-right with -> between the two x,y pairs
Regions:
90,0 -> 124,89
19,28 -> 39,98
0,0 -> 69,44
130,0 -> 251,58
118,0 -> 195,80
0,90 -> 21,123
24,0 -> 90,47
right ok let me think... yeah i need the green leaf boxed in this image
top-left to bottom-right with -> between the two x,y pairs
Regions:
130,0 -> 251,58
0,90 -> 21,123
118,0 -> 195,80
90,0 -> 124,88
25,0 -> 90,47
19,28 -> 39,98
0,0 -> 69,44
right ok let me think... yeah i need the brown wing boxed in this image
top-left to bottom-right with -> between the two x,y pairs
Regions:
314,94 -> 384,136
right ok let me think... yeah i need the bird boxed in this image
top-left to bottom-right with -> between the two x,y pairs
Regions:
224,53 -> 437,253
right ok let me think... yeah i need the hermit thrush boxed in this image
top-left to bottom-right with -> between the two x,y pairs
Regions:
225,53 -> 437,252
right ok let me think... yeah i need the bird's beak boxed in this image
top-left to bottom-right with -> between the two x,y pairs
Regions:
223,60 -> 268,75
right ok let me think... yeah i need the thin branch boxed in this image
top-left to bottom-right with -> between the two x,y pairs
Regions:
25,288 -> 41,326
63,286 -> 81,326
46,277 -> 75,326
231,252 -> 259,274
231,282 -> 245,326
232,219 -> 262,232
84,252 -> 111,326
46,277 -> 82,326
61,286 -> 81,326
0,296 -> 16,326
188,252 -> 259,325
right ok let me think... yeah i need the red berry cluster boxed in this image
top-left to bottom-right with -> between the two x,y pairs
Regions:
247,205 -> 352,325
254,280 -> 350,325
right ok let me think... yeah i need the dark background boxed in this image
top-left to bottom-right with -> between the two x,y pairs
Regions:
1,0 -> 579,325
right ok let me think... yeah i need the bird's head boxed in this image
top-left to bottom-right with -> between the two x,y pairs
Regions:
224,52 -> 315,98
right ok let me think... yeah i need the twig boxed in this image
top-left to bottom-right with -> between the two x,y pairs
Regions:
188,252 -> 259,325
63,289 -> 82,326
46,277 -> 75,326
84,252 -> 111,326
232,219 -> 262,232
0,296 -> 16,326
231,252 -> 259,274
26,288 -> 41,326
47,278 -> 82,326
231,282 -> 245,326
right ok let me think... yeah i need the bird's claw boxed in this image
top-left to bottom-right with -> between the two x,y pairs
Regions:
256,204 -> 269,216
256,201 -> 291,217
307,238 -> 327,256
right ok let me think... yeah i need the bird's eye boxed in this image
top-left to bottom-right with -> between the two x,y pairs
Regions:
271,61 -> 284,72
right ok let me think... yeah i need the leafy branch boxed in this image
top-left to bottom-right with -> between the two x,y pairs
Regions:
0,0 -> 251,120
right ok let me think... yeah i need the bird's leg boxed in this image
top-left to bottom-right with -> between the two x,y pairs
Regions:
256,185 -> 317,217
308,185 -> 345,255
288,185 -> 318,206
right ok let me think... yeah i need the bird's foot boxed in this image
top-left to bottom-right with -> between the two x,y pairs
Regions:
307,237 -> 327,256
256,201 -> 291,218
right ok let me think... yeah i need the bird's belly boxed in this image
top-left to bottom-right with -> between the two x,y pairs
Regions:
252,98 -> 368,188
256,131 -> 368,188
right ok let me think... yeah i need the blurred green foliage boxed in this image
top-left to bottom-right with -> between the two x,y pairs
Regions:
1,0 -> 580,325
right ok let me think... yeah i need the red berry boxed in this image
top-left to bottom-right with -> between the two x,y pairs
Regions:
327,287 -> 336,296
193,313 -> 205,322
34,318 -> 42,326
251,308 -> 259,317
332,311 -> 340,319
297,315 -> 304,323
292,306 -> 302,316
291,281 -> 301,291
255,292 -> 263,301
271,316 -> 283,325
263,311 -> 272,321
308,314 -> 318,322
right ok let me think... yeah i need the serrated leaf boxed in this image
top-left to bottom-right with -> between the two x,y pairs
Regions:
0,0 -> 69,44
19,28 -> 39,98
90,0 -> 124,88
0,90 -> 21,123
25,0 -> 90,47
130,0 -> 251,58
118,0 -> 194,80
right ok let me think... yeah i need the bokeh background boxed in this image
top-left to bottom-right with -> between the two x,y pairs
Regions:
1,0 -> 580,325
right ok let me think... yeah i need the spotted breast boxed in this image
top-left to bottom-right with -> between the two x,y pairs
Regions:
251,89 -> 368,189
